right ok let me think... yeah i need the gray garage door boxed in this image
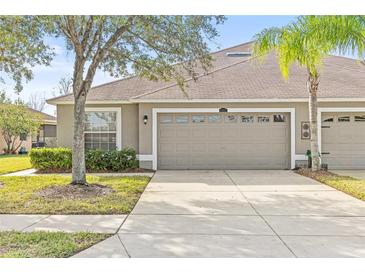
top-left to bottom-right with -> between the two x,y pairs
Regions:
322,113 -> 365,169
157,112 -> 291,170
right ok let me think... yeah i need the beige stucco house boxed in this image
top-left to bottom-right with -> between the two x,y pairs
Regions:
47,41 -> 365,170
0,108 -> 57,154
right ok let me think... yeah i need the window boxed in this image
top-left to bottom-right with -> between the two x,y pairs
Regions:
355,115 -> 365,122
273,114 -> 285,122
192,115 -> 205,123
160,115 -> 173,124
19,133 -> 27,141
241,115 -> 254,123
85,111 -> 117,150
208,114 -> 221,123
175,115 -> 188,124
323,117 -> 334,123
258,116 -> 270,123
224,114 -> 237,123
338,116 -> 350,122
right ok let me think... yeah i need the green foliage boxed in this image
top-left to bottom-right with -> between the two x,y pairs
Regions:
0,175 -> 150,214
43,16 -> 225,89
86,148 -> 138,172
305,16 -> 365,61
0,16 -> 53,92
0,103 -> 42,153
30,147 -> 139,172
0,231 -> 109,258
253,16 -> 365,79
0,91 -> 11,104
29,147 -> 72,171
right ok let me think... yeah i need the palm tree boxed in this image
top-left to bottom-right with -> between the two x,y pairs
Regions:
253,16 -> 365,171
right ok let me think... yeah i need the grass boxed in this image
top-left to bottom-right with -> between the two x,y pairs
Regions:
0,231 -> 109,258
0,154 -> 32,175
0,175 -> 150,214
297,169 -> 365,201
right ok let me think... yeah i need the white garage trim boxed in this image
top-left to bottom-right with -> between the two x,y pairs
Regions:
152,108 -> 296,170
318,107 -> 365,155
137,154 -> 154,161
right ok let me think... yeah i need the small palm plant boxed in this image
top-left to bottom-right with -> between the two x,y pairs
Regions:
253,16 -> 365,171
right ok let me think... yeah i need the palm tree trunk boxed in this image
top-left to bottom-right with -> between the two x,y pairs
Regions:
71,93 -> 87,185
307,71 -> 321,171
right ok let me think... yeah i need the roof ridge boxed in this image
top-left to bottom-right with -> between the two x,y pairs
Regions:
90,74 -> 137,90
46,93 -> 73,102
327,54 -> 362,62
92,41 -> 255,92
208,40 -> 255,56
132,54 -> 259,100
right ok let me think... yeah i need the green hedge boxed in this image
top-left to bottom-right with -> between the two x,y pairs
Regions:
29,147 -> 138,172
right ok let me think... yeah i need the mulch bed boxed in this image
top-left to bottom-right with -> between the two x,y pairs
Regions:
36,184 -> 114,200
295,168 -> 347,180
35,168 -> 154,174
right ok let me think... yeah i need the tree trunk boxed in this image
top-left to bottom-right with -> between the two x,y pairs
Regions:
71,93 -> 87,185
307,72 -> 321,171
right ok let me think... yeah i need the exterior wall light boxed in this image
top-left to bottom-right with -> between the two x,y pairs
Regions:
143,114 -> 148,125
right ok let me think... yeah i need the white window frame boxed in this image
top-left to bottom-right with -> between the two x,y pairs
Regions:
85,107 -> 122,150
152,108 -> 296,170
317,107 -> 365,157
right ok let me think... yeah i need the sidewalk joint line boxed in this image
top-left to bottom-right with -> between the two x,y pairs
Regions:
21,215 -> 51,232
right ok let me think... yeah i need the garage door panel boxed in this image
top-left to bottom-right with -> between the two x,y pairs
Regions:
322,112 -> 365,169
175,128 -> 191,138
175,143 -> 191,153
159,128 -> 175,138
159,143 -> 175,153
158,113 -> 290,170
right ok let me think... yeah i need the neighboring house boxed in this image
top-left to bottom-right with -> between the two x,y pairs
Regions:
0,108 -> 57,154
47,41 -> 365,170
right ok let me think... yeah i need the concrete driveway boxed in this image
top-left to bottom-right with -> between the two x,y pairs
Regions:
333,170 -> 365,180
77,170 -> 365,258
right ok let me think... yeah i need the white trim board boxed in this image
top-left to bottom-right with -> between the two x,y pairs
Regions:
48,98 -> 365,105
85,107 -> 122,150
317,107 -> 365,154
137,154 -> 154,161
152,107 -> 296,170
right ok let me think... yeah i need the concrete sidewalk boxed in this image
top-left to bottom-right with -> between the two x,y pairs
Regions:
0,214 -> 126,233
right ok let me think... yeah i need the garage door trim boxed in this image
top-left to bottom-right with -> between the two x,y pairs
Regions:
152,108 -> 296,170
318,107 -> 365,165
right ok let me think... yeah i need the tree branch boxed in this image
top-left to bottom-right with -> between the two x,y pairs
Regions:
82,16 -> 136,93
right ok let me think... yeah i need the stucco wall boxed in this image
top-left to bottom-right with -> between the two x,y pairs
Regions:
55,101 -> 365,168
138,101 -> 365,167
56,103 -> 139,152
0,130 -> 32,154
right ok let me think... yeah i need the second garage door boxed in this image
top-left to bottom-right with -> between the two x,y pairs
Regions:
322,112 -> 365,169
157,112 -> 291,169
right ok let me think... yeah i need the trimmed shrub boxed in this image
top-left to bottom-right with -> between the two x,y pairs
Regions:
30,147 -> 138,172
30,147 -> 72,171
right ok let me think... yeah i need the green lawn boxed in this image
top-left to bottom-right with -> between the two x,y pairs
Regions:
0,154 -> 32,175
297,169 -> 365,201
0,231 -> 109,258
0,175 -> 150,214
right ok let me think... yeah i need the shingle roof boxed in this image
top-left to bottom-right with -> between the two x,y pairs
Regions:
27,107 -> 56,122
47,41 -> 365,104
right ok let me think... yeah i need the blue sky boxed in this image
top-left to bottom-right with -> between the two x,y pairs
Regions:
2,15 -> 297,114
